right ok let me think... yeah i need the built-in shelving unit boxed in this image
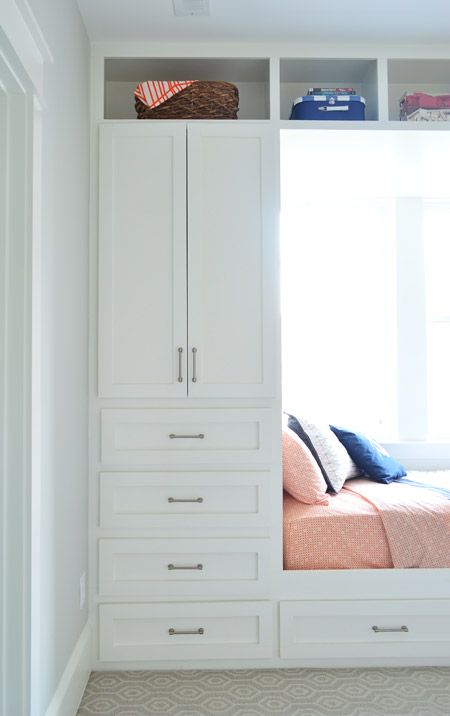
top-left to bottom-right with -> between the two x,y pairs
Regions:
101,52 -> 450,128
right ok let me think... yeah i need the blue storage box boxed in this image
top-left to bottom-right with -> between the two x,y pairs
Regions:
290,94 -> 365,120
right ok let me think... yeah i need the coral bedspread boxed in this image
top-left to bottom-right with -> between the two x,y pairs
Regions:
283,471 -> 450,570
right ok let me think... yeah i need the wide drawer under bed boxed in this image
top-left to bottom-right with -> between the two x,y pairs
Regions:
280,599 -> 450,659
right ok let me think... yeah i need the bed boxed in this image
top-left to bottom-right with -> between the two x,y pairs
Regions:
282,413 -> 450,571
284,472 -> 450,570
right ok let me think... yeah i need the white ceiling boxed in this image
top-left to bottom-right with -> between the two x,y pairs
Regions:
76,0 -> 450,45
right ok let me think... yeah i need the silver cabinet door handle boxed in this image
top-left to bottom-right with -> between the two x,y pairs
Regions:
169,628 -> 204,635
167,563 -> 203,570
177,347 -> 183,383
169,433 -> 204,439
192,347 -> 197,382
372,625 -> 409,633
168,497 -> 204,503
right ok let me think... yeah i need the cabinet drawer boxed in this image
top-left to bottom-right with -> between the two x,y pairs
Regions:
101,408 -> 272,466
280,600 -> 450,659
99,601 -> 273,662
99,538 -> 271,596
99,471 -> 271,529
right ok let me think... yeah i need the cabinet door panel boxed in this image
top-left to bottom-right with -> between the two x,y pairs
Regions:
187,124 -> 278,397
98,124 -> 187,397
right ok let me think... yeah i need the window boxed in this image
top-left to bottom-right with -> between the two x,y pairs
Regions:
281,130 -> 450,443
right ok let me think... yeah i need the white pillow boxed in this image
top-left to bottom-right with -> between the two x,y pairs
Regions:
290,415 -> 362,493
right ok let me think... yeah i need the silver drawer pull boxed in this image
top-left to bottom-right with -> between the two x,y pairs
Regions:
169,433 -> 204,439
168,497 -> 204,503
168,563 -> 203,570
372,625 -> 409,633
192,347 -> 197,383
177,347 -> 183,383
169,628 -> 204,636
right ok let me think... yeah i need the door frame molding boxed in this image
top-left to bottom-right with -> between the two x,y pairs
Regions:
0,5 -> 48,713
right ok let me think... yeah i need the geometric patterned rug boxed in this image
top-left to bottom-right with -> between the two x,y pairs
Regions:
76,667 -> 450,716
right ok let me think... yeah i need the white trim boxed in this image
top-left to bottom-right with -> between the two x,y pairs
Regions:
13,0 -> 53,64
44,623 -> 92,716
0,0 -> 50,97
0,11 -> 48,714
383,441 -> 450,460
0,88 -> 33,716
30,95 -> 43,716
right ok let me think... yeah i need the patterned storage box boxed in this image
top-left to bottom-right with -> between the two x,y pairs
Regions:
399,92 -> 450,121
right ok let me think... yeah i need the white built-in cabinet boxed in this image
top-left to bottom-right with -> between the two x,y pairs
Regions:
96,117 -> 279,666
98,122 -> 277,398
93,46 -> 450,671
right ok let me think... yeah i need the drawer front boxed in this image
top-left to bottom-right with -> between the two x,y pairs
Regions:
99,538 -> 271,596
99,601 -> 273,662
280,600 -> 450,659
100,408 -> 272,466
99,471 -> 271,529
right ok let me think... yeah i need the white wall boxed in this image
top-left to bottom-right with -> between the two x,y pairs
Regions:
24,0 -> 91,712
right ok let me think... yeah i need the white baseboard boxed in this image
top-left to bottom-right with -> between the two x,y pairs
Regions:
45,622 -> 92,716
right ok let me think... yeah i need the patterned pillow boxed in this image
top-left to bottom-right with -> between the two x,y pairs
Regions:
282,427 -> 329,505
286,413 -> 362,493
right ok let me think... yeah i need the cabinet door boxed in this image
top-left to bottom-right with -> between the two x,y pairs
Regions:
98,124 -> 187,397
187,124 -> 279,397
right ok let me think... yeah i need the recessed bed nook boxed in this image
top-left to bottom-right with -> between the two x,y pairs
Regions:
282,412 -> 450,571
279,128 -> 450,581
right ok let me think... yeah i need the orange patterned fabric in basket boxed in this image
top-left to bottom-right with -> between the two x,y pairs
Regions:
134,81 -> 239,120
134,80 -> 197,109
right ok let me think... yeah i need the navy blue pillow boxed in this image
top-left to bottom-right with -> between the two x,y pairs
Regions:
286,413 -> 336,493
329,425 -> 406,483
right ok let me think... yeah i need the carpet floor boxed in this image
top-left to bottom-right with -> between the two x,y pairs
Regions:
76,667 -> 450,716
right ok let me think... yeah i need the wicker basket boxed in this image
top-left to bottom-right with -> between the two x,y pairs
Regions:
135,81 -> 239,120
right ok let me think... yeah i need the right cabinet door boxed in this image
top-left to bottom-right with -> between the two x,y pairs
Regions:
187,124 -> 278,398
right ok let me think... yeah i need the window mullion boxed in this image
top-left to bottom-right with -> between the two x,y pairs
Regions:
396,197 -> 428,441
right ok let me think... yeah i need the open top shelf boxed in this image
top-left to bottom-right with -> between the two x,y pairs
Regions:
104,57 -> 271,120
280,58 -> 378,121
388,59 -> 450,121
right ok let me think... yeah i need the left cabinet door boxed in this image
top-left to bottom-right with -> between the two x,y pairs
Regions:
98,124 -> 188,397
